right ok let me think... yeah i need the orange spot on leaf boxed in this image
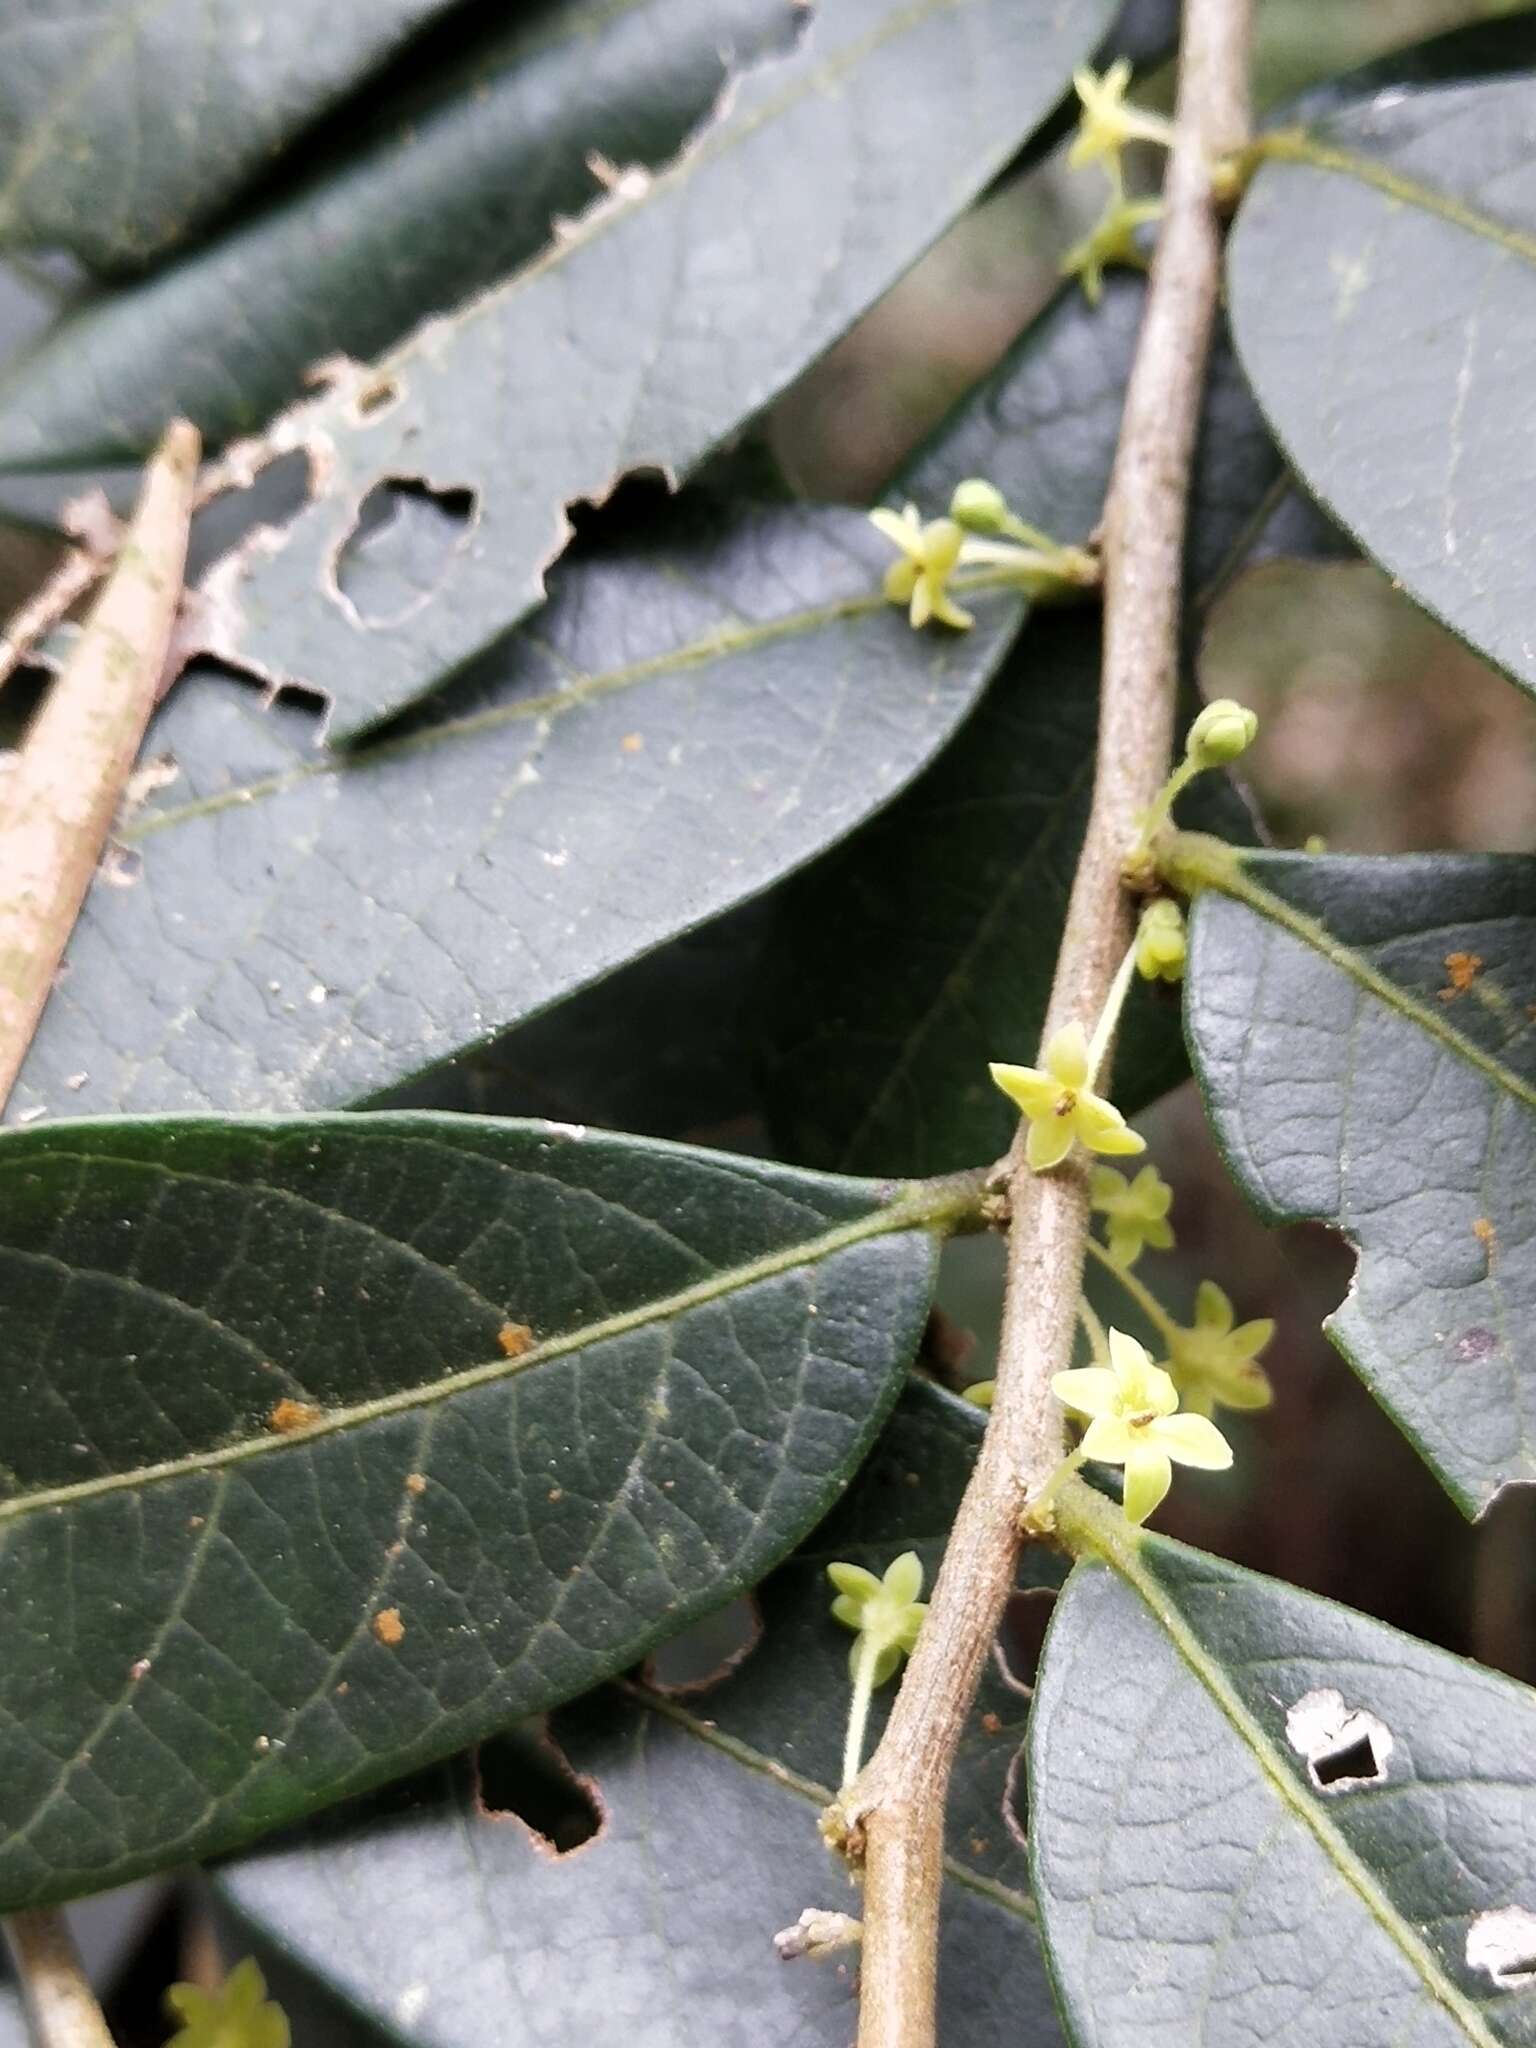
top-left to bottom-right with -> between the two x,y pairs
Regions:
268,1397 -> 321,1434
498,1321 -> 535,1358
373,1607 -> 405,1647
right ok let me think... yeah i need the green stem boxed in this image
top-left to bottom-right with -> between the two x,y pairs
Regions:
1086,939 -> 1139,1082
1084,1234 -> 1180,1343
842,1634 -> 883,1790
1076,1295 -> 1111,1364
1024,1446 -> 1087,1530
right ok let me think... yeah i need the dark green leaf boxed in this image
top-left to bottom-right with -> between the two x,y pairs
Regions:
211,1384 -> 1066,2047
759,277 -> 1277,1178
0,0 -> 461,271
1176,839 -> 1536,1515
0,0 -> 1114,738
0,1113 -> 961,1909
5,494 -> 1022,1124
1032,1512 -> 1536,2046
0,0 -> 793,456
1227,75 -> 1536,698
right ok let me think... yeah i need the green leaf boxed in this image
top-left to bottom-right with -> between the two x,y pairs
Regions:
760,277 -> 1278,1178
1227,74 -> 1536,698
1031,1506 -> 1536,2047
0,0 -> 794,456
6,0 -> 1113,739
5,493 -> 1023,1124
0,1113 -> 962,1909
1174,838 -> 1536,1516
0,0 -> 463,272
210,1384 -> 1066,2047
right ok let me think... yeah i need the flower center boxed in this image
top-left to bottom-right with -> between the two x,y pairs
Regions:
1055,1091 -> 1078,1117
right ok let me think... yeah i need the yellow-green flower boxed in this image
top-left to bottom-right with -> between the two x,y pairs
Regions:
1067,60 -> 1176,173
827,1552 -> 927,1684
1053,1327 -> 1232,1524
1135,897 -> 1187,984
869,505 -> 973,630
963,1378 -> 995,1410
1062,191 -> 1163,303
165,1960 -> 290,2048
991,1022 -> 1146,1173
1091,1163 -> 1175,1268
1166,1280 -> 1275,1416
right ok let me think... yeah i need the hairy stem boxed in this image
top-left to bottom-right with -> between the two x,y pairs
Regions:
0,421 -> 199,1114
837,9 -> 1251,2042
4,1910 -> 116,2048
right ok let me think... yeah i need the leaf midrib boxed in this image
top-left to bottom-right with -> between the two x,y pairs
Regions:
1072,1515 -> 1502,2045
1172,836 -> 1536,1117
0,1173 -> 965,1526
1259,127 -> 1536,269
626,1679 -> 1036,1920
129,589 -> 884,841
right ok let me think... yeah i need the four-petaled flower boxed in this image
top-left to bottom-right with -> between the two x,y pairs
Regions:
827,1551 -> 927,1684
165,1959 -> 290,2048
991,1023 -> 1146,1173
869,505 -> 973,630
1053,1327 -> 1232,1524
1062,191 -> 1163,303
1166,1280 -> 1275,1417
1067,60 -> 1176,173
1091,1163 -> 1175,1268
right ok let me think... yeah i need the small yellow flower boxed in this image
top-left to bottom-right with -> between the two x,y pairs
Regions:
1062,192 -> 1163,303
1166,1280 -> 1275,1417
990,1022 -> 1146,1173
827,1552 -> 927,1685
1067,60 -> 1176,173
165,1960 -> 290,2048
869,505 -> 973,630
1091,1163 -> 1175,1268
963,1379 -> 995,1409
1053,1327 -> 1232,1524
1135,897 -> 1187,983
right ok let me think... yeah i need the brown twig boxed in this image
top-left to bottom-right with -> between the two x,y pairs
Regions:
0,421 -> 199,1114
835,9 -> 1252,2042
3,1909 -> 117,2048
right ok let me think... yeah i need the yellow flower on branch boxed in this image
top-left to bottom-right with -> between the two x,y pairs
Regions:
1067,60 -> 1176,174
827,1551 -> 927,1686
1062,190 -> 1164,304
1091,1163 -> 1175,1268
165,1960 -> 290,2048
1167,1280 -> 1275,1417
990,1022 -> 1145,1173
1052,1327 -> 1232,1525
868,505 -> 973,630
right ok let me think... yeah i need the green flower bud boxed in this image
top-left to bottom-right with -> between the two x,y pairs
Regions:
1186,698 -> 1258,767
1135,898 -> 1187,984
949,478 -> 1012,534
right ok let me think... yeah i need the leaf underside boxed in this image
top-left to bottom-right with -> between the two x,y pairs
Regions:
0,0 -> 798,457
1183,847 -> 1536,1515
1228,75 -> 1536,698
1032,1533 -> 1536,2047
127,0 -> 1112,738
0,0 -> 462,270
213,1384 -> 1068,2048
0,1115 -> 943,1909
5,497 -> 1020,1125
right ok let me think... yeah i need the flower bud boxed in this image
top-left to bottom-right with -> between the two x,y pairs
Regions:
1135,898 -> 1186,984
1186,698 -> 1258,767
949,478 -> 1012,534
